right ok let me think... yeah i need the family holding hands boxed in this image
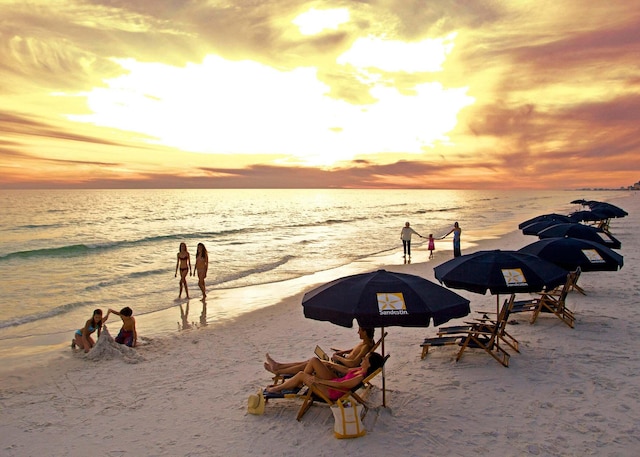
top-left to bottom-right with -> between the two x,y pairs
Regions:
400,221 -> 462,259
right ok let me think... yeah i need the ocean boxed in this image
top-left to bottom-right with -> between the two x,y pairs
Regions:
0,188 -> 624,370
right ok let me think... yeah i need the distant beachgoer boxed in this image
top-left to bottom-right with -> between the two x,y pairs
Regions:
441,222 -> 462,257
194,242 -> 209,299
72,308 -> 108,353
108,307 -> 137,347
175,242 -> 191,299
428,234 -> 435,259
264,327 -> 375,376
400,222 -> 423,258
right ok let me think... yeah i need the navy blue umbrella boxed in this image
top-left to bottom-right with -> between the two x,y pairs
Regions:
518,213 -> 573,230
537,223 -> 621,249
302,269 -> 471,329
434,250 -> 568,297
519,238 -> 623,272
586,201 -> 628,218
569,209 -> 609,222
302,269 -> 471,406
521,220 -> 563,236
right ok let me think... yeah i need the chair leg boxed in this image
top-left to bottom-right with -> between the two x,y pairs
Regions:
296,390 -> 315,421
456,334 -> 510,367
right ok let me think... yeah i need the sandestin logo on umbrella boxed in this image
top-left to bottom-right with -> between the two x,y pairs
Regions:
501,268 -> 529,287
376,293 -> 408,315
582,249 -> 605,263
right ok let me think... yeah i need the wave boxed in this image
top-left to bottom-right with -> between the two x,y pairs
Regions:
84,268 -> 167,291
212,255 -> 295,288
0,300 -> 98,330
0,229 -> 246,261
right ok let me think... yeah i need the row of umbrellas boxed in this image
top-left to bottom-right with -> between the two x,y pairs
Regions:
298,200 -> 626,405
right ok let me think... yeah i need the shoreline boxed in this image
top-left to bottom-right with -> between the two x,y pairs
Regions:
0,192 -> 632,378
0,194 -> 636,456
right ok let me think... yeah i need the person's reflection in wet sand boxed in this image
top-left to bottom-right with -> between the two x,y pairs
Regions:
199,300 -> 208,328
178,302 -> 192,331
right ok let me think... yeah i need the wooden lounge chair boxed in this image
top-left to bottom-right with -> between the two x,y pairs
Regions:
295,354 -> 390,421
436,294 -> 519,354
511,273 -> 576,328
420,295 -> 515,367
564,267 -> 585,295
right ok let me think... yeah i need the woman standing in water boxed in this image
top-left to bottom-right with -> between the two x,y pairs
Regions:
175,242 -> 191,299
194,242 -> 209,300
442,222 -> 462,257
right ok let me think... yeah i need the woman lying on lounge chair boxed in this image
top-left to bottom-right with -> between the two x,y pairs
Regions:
265,352 -> 384,401
264,327 -> 374,376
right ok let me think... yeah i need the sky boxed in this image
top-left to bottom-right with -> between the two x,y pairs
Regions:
1,0 -> 639,189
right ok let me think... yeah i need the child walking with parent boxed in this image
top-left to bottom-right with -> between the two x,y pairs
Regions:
428,234 -> 435,259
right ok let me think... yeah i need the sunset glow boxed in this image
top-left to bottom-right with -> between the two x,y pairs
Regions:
1,1 -> 638,189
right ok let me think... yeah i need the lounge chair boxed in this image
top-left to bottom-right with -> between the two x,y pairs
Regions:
511,272 -> 576,328
294,354 -> 390,421
420,294 -> 516,367
270,331 -> 388,386
436,294 -> 519,354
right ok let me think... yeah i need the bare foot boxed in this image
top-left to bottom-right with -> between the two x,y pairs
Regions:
265,385 -> 279,394
264,362 -> 276,374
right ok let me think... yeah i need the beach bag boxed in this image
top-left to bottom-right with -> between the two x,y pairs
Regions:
330,395 -> 366,439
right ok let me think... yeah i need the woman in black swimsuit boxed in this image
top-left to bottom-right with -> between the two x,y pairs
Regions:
175,242 -> 191,299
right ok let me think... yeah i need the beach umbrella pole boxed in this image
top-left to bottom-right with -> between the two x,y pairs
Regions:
381,326 -> 386,407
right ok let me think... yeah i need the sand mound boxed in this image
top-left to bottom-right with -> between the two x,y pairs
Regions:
85,325 -> 145,364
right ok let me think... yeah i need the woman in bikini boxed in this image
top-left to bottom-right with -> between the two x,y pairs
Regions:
265,352 -> 384,400
72,309 -> 108,353
175,242 -> 191,299
264,327 -> 375,376
194,242 -> 209,300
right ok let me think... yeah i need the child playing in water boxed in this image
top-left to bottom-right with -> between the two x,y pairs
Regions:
108,307 -> 137,347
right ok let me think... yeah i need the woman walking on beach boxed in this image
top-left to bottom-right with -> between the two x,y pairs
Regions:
175,242 -> 191,299
72,308 -> 108,353
442,222 -> 462,257
194,242 -> 209,300
400,222 -> 423,259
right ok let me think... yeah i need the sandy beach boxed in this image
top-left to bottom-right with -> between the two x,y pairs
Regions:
1,194 -> 637,457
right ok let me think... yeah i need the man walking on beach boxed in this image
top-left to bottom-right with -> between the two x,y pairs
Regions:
400,222 -> 423,259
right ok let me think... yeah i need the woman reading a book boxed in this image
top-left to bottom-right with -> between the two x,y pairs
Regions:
265,352 -> 384,400
264,327 -> 374,376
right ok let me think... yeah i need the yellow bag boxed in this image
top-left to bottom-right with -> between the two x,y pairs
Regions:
330,396 -> 366,439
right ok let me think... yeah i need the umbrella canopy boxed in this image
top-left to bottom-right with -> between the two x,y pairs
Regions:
537,223 -> 622,249
521,220 -> 563,236
569,209 -> 609,222
587,202 -> 628,218
434,250 -> 568,296
302,269 -> 471,329
518,213 -> 573,229
519,237 -> 623,272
